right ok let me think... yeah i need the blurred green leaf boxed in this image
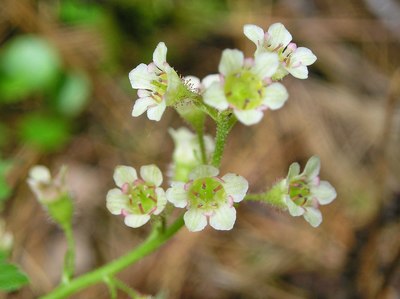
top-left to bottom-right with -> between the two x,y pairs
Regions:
0,160 -> 12,204
55,71 -> 91,117
0,262 -> 29,292
0,123 -> 9,149
19,114 -> 70,152
0,35 -> 61,103
59,0 -> 104,25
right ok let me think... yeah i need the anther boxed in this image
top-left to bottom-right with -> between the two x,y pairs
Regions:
213,185 -> 223,193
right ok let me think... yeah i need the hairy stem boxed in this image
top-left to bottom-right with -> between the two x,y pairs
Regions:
212,113 -> 236,168
40,216 -> 185,299
61,224 -> 75,284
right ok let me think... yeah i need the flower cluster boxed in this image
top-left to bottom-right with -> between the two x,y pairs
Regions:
128,23 -> 316,126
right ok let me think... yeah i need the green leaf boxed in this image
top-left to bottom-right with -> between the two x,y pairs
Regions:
0,35 -> 61,103
0,159 -> 12,204
0,262 -> 29,292
19,114 -> 70,152
54,71 -> 91,117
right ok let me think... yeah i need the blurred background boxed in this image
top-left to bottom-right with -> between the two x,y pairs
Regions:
0,0 -> 399,298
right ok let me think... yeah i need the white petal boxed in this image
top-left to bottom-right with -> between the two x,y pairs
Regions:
287,162 -> 300,180
234,109 -> 264,126
291,47 -> 317,66
106,188 -> 129,215
137,89 -> 151,97
201,74 -> 220,89
132,97 -> 156,117
312,181 -> 336,205
221,173 -> 248,202
252,52 -> 279,78
113,166 -> 137,188
284,195 -> 305,216
184,209 -> 207,232
209,204 -> 236,230
129,63 -> 156,90
166,182 -> 188,208
243,24 -> 265,46
218,49 -> 244,76
303,156 -> 320,180
147,101 -> 166,121
287,65 -> 309,79
267,23 -> 292,49
140,164 -> 163,186
124,214 -> 151,228
303,207 -> 322,227
29,166 -> 51,183
153,42 -> 167,70
263,83 -> 288,110
203,82 -> 229,111
154,187 -> 167,215
189,165 -> 219,180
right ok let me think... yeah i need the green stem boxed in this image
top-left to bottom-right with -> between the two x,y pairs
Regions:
244,193 -> 266,201
61,224 -> 75,284
211,113 -> 236,168
104,277 -> 117,299
113,278 -> 139,298
40,216 -> 185,299
196,128 -> 207,164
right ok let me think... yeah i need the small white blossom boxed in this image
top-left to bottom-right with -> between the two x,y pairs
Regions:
166,165 -> 248,232
129,42 -> 182,121
0,219 -> 13,252
169,127 -> 214,165
203,49 -> 288,126
243,23 -> 317,79
106,165 -> 167,228
27,165 -> 67,203
280,156 -> 337,227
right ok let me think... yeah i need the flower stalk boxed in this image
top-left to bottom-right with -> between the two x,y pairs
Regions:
39,215 -> 184,299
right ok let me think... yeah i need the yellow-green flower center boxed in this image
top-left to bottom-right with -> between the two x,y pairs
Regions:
151,72 -> 168,103
224,70 -> 264,110
127,182 -> 158,214
288,178 -> 311,206
188,177 -> 226,210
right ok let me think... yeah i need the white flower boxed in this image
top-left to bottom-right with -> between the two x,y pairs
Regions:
169,127 -> 214,165
280,156 -> 337,227
166,165 -> 248,232
27,165 -> 67,203
243,23 -> 317,79
106,165 -> 167,228
129,42 -> 182,121
203,49 -> 288,126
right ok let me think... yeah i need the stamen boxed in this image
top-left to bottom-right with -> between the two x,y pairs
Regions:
148,195 -> 157,203
138,202 -> 145,214
148,206 -> 157,215
243,98 -> 250,109
201,181 -> 206,190
213,185 -> 223,193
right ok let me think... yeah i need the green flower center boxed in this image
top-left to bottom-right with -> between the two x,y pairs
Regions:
288,178 -> 311,206
127,182 -> 158,214
151,72 -> 168,103
188,177 -> 226,210
224,70 -> 264,110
